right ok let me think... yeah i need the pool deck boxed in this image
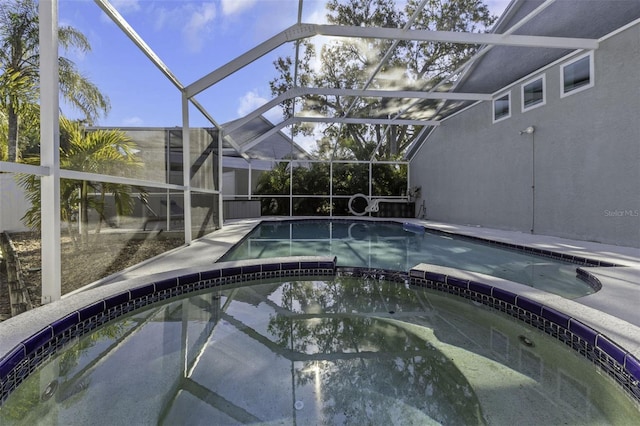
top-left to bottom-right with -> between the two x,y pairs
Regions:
89,217 -> 640,332
1,216 -> 639,403
51,215 -> 640,357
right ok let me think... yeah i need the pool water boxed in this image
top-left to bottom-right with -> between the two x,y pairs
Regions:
221,220 -> 595,298
1,277 -> 637,425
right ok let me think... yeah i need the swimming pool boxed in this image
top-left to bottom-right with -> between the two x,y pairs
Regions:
2,276 -> 638,425
221,220 -> 599,299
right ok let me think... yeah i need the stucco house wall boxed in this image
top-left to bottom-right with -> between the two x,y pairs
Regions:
410,22 -> 640,247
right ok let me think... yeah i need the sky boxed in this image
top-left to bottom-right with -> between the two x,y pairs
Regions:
58,0 -> 512,144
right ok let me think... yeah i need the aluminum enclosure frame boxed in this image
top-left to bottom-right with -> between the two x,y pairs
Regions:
3,0 -> 608,303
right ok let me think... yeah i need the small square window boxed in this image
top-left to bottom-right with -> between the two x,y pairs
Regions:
562,53 -> 593,97
493,93 -> 510,122
522,76 -> 546,112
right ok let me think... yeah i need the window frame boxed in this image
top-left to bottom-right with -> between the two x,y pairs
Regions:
561,51 -> 594,98
492,92 -> 511,123
521,75 -> 546,112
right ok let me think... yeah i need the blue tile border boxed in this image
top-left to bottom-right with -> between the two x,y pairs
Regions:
576,267 -> 604,291
1,255 -> 637,408
425,229 -> 620,268
408,266 -> 640,405
219,219 -> 615,294
569,318 -> 598,346
541,306 -> 571,329
50,312 -> 80,336
338,267 -> 409,283
0,256 -> 337,405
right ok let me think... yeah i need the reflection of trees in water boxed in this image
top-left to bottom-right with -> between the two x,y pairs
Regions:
0,319 -> 135,423
266,277 -> 486,425
55,319 -> 136,408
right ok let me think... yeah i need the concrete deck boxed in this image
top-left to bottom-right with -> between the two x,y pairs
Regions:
1,216 -> 637,408
83,217 -> 640,331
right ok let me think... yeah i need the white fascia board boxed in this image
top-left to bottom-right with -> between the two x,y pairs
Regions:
250,160 -> 275,171
223,156 -> 273,171
223,156 -> 251,169
94,0 -> 183,91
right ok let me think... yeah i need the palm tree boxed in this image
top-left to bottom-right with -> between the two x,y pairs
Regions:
18,117 -> 143,248
0,0 -> 109,162
0,109 -> 7,160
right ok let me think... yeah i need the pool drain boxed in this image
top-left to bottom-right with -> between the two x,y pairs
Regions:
294,400 -> 304,410
41,380 -> 58,401
518,335 -> 535,347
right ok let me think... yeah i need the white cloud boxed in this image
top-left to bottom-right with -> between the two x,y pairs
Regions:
109,0 -> 141,13
303,3 -> 328,25
153,7 -> 170,32
237,90 -> 283,125
221,0 -> 257,16
183,3 -> 217,53
263,107 -> 283,125
237,89 -> 269,116
237,91 -> 322,154
292,127 -> 322,154
485,0 -> 512,16
99,0 -> 141,23
123,116 -> 144,126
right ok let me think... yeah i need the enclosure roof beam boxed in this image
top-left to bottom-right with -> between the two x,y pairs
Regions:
186,24 -> 306,97
0,161 -> 49,176
314,25 -> 599,50
188,97 -> 250,161
223,86 -> 489,133
404,0 -> 559,160
94,0 -> 184,91
59,169 -> 188,191
298,116 -> 438,126
232,116 -> 439,154
186,23 -> 598,97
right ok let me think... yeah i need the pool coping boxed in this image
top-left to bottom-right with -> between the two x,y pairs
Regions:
408,264 -> 640,400
0,256 -> 337,404
1,256 -> 639,407
1,217 -> 639,408
340,262 -> 640,404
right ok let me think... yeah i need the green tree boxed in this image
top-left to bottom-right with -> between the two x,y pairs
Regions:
270,0 -> 495,160
18,117 -> 142,248
254,160 -> 407,216
254,161 -> 291,215
0,0 -> 110,162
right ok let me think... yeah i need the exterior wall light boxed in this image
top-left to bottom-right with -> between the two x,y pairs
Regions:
519,125 -> 536,234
